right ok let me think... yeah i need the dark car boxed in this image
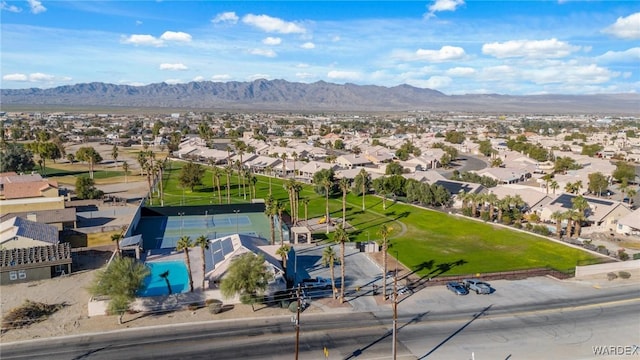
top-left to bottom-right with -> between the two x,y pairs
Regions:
446,281 -> 469,295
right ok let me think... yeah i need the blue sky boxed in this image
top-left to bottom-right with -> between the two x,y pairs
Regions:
1,1 -> 639,95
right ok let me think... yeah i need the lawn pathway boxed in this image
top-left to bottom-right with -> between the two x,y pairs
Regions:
335,198 -> 408,239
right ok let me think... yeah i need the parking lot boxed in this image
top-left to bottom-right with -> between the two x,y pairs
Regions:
291,243 -> 640,318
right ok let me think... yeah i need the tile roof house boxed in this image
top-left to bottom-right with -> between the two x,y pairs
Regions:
615,208 -> 640,237
336,154 -> 372,169
0,243 -> 72,284
0,172 -> 59,200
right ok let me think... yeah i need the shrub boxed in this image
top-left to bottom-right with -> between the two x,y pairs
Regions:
617,250 -> 630,261
480,211 -> 490,222
607,272 -> 618,281
207,299 -> 223,314
531,224 -> 551,236
618,271 -> 631,279
2,300 -> 65,330
634,253 -> 640,260
187,302 -> 201,311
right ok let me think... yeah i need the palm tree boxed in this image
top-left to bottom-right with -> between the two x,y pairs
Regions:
176,236 -> 194,292
378,224 -> 392,301
122,161 -> 129,183
564,209 -> 575,238
571,195 -> 589,237
339,178 -> 350,225
322,246 -> 338,299
575,180 -> 583,195
334,224 -> 349,303
322,177 -> 332,234
265,165 -> 273,194
111,144 -> 119,168
265,195 -> 277,245
292,151 -> 298,179
212,165 -> 222,204
468,192 -> 480,217
111,233 -> 122,255
357,168 -> 369,211
293,181 -> 303,225
542,173 -> 553,194
250,174 -> 258,201
276,200 -> 286,245
235,160 -> 242,197
276,244 -> 290,270
208,158 -> 217,203
280,153 -> 288,178
626,188 -> 637,206
497,195 -> 512,223
224,165 -> 232,204
194,235 -> 209,290
550,211 -> 564,239
565,182 -> 574,194
303,198 -> 310,225
484,192 -> 498,221
550,180 -> 559,195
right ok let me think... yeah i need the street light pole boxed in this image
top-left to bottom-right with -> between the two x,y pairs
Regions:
392,251 -> 398,360
294,284 -> 301,360
179,212 -> 185,236
234,209 -> 240,234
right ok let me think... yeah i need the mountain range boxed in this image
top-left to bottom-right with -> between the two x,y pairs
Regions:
2,79 -> 639,114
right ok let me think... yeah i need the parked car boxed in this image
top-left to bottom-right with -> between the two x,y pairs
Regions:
462,279 -> 492,294
446,281 -> 469,295
300,277 -> 332,290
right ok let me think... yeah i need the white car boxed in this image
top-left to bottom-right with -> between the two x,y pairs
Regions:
462,279 -> 492,294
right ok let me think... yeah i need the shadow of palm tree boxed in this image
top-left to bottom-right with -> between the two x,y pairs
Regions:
419,305 -> 492,359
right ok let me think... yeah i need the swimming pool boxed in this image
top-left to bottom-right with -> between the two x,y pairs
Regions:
137,261 -> 190,297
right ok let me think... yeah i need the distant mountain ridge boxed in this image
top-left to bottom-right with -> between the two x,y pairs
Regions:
1,79 -> 639,113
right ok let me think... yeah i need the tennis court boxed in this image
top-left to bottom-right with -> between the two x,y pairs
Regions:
134,211 -> 277,250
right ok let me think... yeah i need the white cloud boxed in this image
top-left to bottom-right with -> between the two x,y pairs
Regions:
1,1 -> 22,12
164,79 -> 183,85
262,37 -> 282,45
121,34 -> 164,47
27,0 -> 45,14
248,74 -> 270,81
296,63 -> 310,68
407,76 -> 452,89
29,72 -> 54,82
446,67 -> 476,76
524,63 -> 617,85
331,35 -> 341,42
425,0 -> 464,18
159,63 -> 188,71
3,73 -> 28,81
212,11 -> 239,24
414,46 -> 466,62
249,48 -> 277,57
482,38 -> 580,58
135,20 -> 143,26
602,12 -> 640,40
193,76 -> 205,82
242,14 -> 306,34
160,31 -> 192,43
597,47 -> 640,63
327,70 -> 362,81
301,42 -> 315,49
212,74 -> 232,81
296,72 -> 314,79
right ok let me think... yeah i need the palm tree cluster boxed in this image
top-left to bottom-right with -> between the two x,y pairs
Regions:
459,191 -> 525,225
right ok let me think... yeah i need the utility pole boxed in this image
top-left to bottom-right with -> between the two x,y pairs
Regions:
295,284 -> 301,360
392,253 -> 398,360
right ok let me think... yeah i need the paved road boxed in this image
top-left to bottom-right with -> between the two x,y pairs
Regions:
2,286 -> 638,360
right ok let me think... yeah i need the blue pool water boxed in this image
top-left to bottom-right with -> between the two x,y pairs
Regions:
137,261 -> 189,297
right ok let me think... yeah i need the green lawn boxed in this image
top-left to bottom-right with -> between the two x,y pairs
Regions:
157,161 -> 606,276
